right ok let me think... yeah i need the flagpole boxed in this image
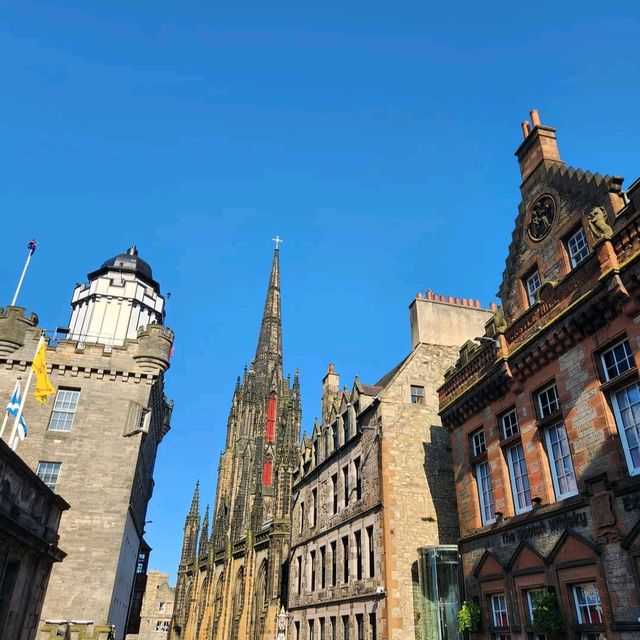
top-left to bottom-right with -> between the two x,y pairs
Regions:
8,336 -> 41,450
10,240 -> 37,307
0,379 -> 19,440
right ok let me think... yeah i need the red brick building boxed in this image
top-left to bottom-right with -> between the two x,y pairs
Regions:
438,111 -> 640,640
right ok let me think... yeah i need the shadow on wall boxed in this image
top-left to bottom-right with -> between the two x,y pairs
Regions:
423,425 -> 460,544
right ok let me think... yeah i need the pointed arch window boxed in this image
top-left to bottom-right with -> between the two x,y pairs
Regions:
265,392 -> 277,442
262,454 -> 273,487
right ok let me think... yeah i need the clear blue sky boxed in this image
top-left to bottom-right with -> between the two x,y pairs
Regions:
1,1 -> 638,582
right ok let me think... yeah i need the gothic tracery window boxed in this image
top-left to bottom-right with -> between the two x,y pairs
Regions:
265,392 -> 277,442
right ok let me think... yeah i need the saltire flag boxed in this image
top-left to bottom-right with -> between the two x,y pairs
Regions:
6,383 -> 28,440
32,338 -> 55,404
27,239 -> 37,255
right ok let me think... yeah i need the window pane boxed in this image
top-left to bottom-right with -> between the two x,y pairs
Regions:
567,228 -> 589,267
545,424 -> 577,498
537,384 -> 560,418
411,385 -> 425,404
48,389 -> 80,431
612,382 -> 640,473
491,594 -> 509,627
572,583 -> 604,625
526,271 -> 541,305
508,444 -> 532,512
471,429 -> 486,456
602,340 -> 634,381
501,410 -> 519,439
476,461 -> 495,524
36,461 -> 62,491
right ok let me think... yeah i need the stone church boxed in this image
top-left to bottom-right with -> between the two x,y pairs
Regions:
171,246 -> 301,640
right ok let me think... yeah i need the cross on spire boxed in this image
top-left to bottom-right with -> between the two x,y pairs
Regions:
272,235 -> 283,249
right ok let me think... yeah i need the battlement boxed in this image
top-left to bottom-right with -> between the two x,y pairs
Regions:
409,292 -> 494,349
39,622 -> 115,640
0,307 -> 174,374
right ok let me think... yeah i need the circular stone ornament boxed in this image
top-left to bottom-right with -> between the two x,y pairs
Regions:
527,195 -> 556,242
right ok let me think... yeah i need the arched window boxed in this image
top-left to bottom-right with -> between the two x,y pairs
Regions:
213,572 -> 225,634
252,561 -> 269,637
230,567 -> 245,639
262,454 -> 273,487
265,392 -> 277,442
195,576 -> 208,637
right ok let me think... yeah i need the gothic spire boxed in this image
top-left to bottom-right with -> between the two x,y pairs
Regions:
199,504 -> 210,555
253,246 -> 283,384
188,479 -> 200,521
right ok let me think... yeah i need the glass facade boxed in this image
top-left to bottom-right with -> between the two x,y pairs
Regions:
418,546 -> 461,640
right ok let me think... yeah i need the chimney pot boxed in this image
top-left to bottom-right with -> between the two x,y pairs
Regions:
530,109 -> 541,127
490,302 -> 498,311
521,120 -> 531,138
455,297 -> 461,305
475,300 -> 481,308
417,292 -> 423,299
427,291 -> 433,300
448,296 -> 454,304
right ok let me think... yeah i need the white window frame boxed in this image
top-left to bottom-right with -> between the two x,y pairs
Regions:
537,383 -> 560,419
507,443 -> 532,514
470,429 -> 486,457
544,423 -> 578,499
610,381 -> 640,476
476,461 -> 496,525
601,339 -> 635,381
501,409 -> 520,439
36,461 -> 62,491
526,270 -> 541,306
491,593 -> 509,627
566,227 -> 589,268
410,385 -> 425,404
572,583 -> 604,625
526,589 -> 546,624
48,389 -> 80,432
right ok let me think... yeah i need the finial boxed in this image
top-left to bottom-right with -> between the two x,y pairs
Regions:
272,235 -> 283,249
127,245 -> 139,256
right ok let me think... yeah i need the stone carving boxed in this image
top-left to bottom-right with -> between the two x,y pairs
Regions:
493,306 -> 508,333
528,195 -> 556,241
587,206 -> 613,241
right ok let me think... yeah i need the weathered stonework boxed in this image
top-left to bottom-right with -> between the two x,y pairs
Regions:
440,111 -> 640,640
171,248 -> 301,640
0,439 -> 68,640
0,248 -> 174,640
289,297 -> 491,640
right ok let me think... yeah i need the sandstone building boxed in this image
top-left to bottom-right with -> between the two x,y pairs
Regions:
171,246 -> 301,640
126,571 -> 175,640
0,438 -> 68,640
0,247 -> 174,640
439,111 -> 640,640
288,295 -> 491,640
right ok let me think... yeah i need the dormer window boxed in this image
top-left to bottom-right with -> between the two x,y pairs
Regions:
565,226 -> 589,268
524,268 -> 541,306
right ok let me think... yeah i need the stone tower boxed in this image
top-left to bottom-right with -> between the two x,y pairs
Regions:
0,247 -> 174,640
171,246 -> 301,640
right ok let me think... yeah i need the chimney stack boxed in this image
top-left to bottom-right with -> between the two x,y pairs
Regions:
321,363 -> 340,424
515,108 -> 562,183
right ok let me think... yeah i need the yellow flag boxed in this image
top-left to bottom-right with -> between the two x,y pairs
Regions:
32,338 -> 55,404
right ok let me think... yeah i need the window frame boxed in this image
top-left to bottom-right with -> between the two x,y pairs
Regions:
524,268 -> 542,307
48,388 -> 80,432
610,380 -> 640,476
490,593 -> 509,627
36,461 -> 62,491
476,460 -> 496,525
410,385 -> 425,405
600,338 -> 635,382
470,428 -> 487,458
500,408 -> 520,440
544,423 -> 578,500
536,382 -> 561,420
565,226 -> 590,269
571,583 -> 604,625
506,442 -> 532,514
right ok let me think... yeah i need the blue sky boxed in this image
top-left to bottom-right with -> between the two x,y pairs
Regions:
1,1 -> 638,581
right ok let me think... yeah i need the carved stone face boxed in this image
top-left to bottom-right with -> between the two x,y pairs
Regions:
527,195 -> 556,242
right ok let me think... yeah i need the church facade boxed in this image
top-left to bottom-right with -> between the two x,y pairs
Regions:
171,246 -> 301,640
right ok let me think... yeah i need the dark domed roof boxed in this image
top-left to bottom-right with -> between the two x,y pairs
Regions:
89,246 -> 160,293
100,246 -> 153,280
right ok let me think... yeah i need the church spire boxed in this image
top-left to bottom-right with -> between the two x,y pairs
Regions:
253,244 -> 283,383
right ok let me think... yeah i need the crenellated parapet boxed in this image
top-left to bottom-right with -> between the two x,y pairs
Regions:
133,323 -> 174,372
0,306 -> 39,356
